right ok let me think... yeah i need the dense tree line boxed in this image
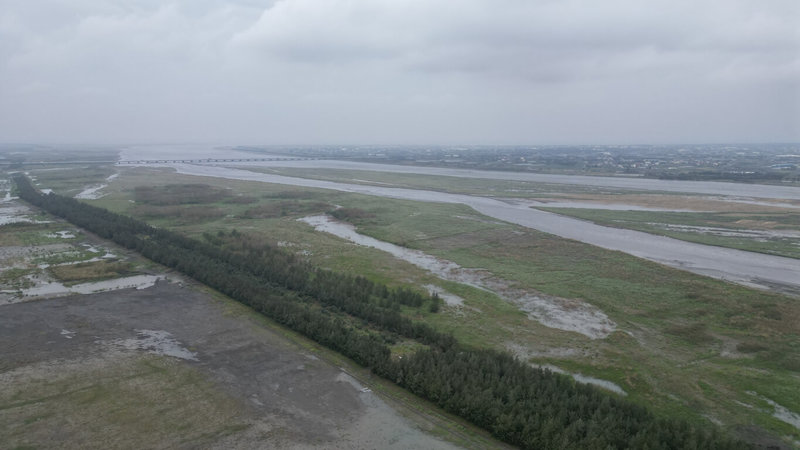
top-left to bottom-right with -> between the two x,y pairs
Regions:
14,175 -> 749,449
393,348 -> 744,449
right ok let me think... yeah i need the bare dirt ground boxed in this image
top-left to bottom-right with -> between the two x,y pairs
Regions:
0,282 -> 473,449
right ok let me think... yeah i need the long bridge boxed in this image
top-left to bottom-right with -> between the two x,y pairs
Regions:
0,157 -> 315,166
116,157 -> 314,165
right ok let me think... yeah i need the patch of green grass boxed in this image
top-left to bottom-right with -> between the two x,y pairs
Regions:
48,260 -> 133,285
0,223 -> 39,246
665,322 -> 715,345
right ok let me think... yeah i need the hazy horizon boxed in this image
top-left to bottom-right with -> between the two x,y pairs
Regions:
2,141 -> 799,149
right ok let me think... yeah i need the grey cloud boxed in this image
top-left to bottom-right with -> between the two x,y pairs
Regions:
234,0 -> 799,86
0,0 -> 797,144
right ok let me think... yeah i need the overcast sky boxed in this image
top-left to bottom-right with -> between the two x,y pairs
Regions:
1,0 -> 798,145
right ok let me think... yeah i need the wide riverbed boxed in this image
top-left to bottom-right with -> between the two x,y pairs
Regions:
144,162 -> 799,293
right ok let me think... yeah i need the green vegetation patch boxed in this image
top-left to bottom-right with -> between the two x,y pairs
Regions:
0,223 -> 36,246
665,322 -> 715,345
0,223 -> 80,246
132,204 -> 227,222
0,268 -> 36,290
48,260 -> 134,285
242,200 -> 330,219
134,183 -> 232,205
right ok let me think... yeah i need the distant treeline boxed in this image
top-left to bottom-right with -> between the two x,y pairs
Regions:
14,174 -> 749,450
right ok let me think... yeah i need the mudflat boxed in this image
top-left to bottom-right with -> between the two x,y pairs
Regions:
0,281 -> 459,449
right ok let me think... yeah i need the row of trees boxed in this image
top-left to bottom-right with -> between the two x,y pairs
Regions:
14,175 -> 748,449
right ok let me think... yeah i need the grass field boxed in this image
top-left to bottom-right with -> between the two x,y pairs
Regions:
49,260 -> 134,285
28,165 -> 800,447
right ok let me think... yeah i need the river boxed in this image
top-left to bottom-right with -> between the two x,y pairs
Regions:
141,162 -> 799,294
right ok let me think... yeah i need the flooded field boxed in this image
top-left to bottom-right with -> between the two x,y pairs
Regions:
16,274 -> 163,301
0,192 -> 167,305
0,202 -> 44,226
1,182 -> 48,226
